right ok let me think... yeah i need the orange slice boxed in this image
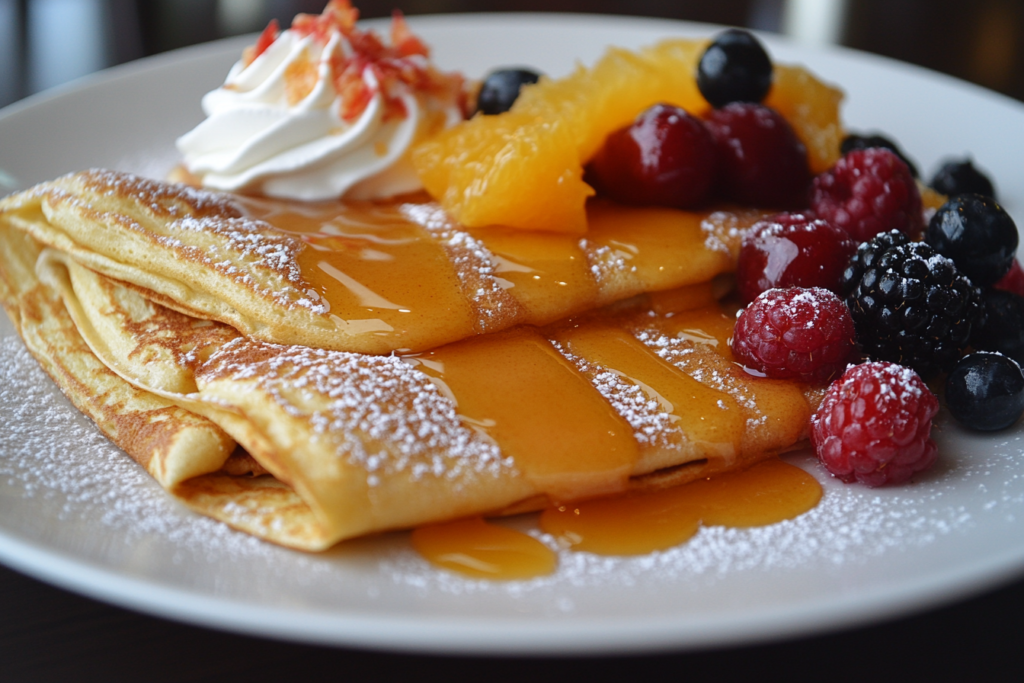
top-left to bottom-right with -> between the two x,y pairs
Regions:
413,38 -> 844,233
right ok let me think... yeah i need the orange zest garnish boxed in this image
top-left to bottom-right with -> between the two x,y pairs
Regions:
242,18 -> 279,67
391,11 -> 430,58
238,0 -> 462,123
291,0 -> 359,42
284,52 -> 319,106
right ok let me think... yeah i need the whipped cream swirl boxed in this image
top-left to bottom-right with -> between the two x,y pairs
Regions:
177,6 -> 464,201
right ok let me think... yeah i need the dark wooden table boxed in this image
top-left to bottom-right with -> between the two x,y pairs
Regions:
2,560 -> 1022,681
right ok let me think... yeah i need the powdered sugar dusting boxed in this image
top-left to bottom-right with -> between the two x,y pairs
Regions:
401,203 -> 519,332
701,210 -> 758,259
166,215 -> 323,312
198,338 -> 512,484
635,328 -> 764,430
551,339 -> 676,447
0,336 -> 271,557
48,170 -> 326,314
1,332 -> 1023,624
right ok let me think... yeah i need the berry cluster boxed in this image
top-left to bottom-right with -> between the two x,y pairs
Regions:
482,28 -> 1022,487
587,30 -> 811,210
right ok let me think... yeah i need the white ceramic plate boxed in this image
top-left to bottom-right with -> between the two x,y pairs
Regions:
1,14 -> 1024,655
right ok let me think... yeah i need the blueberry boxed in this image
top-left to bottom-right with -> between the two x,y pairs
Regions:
929,158 -> 996,200
475,68 -> 541,116
697,29 -> 773,109
925,194 -> 1018,287
973,289 -> 1024,365
945,352 -> 1024,431
840,133 -> 919,178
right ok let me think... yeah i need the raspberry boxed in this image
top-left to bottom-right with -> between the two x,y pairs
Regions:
731,287 -> 856,383
810,148 -> 924,242
704,103 -> 811,208
840,132 -> 919,178
995,259 -> 1024,297
811,361 -> 939,486
736,213 -> 856,305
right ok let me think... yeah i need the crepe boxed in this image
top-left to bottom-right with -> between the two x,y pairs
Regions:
0,172 -> 813,550
0,169 -> 766,355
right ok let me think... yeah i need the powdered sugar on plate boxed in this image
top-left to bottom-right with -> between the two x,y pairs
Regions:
2,323 -> 1022,622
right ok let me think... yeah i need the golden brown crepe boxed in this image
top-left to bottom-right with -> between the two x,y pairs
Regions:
0,170 -> 812,551
0,169 -> 764,354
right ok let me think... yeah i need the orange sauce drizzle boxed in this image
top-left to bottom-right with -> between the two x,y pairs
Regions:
414,459 -> 820,579
232,196 -> 759,352
470,226 -> 597,324
411,327 -> 638,502
540,458 -> 821,556
411,517 -> 557,580
552,324 -> 744,460
237,198 -> 475,351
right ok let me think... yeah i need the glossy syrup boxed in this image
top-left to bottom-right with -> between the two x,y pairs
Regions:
234,196 -> 753,352
540,458 -> 821,555
411,516 -> 557,580
404,301 -> 818,580
413,459 -> 820,579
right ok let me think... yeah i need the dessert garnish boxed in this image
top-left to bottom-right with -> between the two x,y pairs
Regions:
810,147 -> 924,241
924,193 -> 1018,286
585,103 -> 718,209
840,131 -> 920,178
731,287 -> 855,384
841,230 -> 981,378
811,361 -> 938,487
994,258 -> 1024,297
736,213 -> 856,304
696,28 -> 774,108
413,36 -> 843,232
176,0 -> 465,201
974,289 -> 1024,365
474,68 -> 542,115
946,352 -> 1024,431
704,102 -> 811,207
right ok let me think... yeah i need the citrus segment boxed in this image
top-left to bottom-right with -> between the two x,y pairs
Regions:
766,64 -> 844,174
413,38 -> 844,232
414,112 -> 591,233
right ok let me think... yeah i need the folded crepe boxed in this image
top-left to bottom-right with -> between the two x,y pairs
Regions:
0,169 -> 768,354
0,170 -> 812,550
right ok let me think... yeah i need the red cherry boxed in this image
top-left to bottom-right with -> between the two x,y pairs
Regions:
703,102 -> 811,208
586,104 -> 718,208
736,213 -> 857,305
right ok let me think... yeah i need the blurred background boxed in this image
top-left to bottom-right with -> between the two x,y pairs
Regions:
1,0 -> 1023,109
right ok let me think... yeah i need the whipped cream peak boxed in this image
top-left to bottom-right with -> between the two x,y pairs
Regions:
177,0 -> 465,201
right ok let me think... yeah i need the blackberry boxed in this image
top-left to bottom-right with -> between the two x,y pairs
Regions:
475,69 -> 541,115
839,229 -> 909,297
844,234 -> 982,377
